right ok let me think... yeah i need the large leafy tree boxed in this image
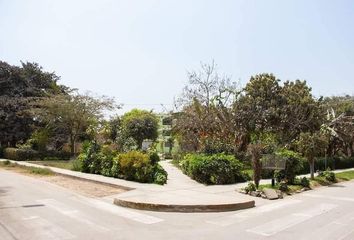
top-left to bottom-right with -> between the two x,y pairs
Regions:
33,92 -> 116,155
280,80 -> 324,143
0,61 -> 65,147
121,109 -> 158,149
232,73 -> 283,152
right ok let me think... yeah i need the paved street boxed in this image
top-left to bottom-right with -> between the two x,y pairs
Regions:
2,169 -> 354,240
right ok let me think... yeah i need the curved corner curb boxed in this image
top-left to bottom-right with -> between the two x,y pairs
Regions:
113,198 -> 255,213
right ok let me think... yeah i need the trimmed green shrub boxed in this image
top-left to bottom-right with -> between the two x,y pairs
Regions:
3,148 -> 40,161
244,182 -> 257,193
118,151 -> 155,183
278,181 -> 288,192
300,177 -> 310,188
180,153 -> 249,185
319,169 -> 336,182
154,164 -> 168,185
274,149 -> 304,184
149,152 -> 160,165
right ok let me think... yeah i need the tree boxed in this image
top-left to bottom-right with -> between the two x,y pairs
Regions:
232,73 -> 283,152
323,95 -> 354,157
33,92 -> 116,155
121,109 -> 158,150
174,61 -> 239,153
296,131 -> 329,179
280,80 -> 324,143
247,143 -> 263,188
0,61 -> 65,146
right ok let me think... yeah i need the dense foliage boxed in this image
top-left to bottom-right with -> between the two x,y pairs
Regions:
273,149 -> 304,184
1,59 -> 354,187
0,61 -> 66,147
180,153 -> 250,185
121,109 -> 159,149
174,62 -> 354,187
3,147 -> 71,161
77,142 -> 167,184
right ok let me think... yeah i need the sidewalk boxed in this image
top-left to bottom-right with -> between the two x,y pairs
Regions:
114,160 -> 259,212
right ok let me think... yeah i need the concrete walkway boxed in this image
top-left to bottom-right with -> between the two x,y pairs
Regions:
158,160 -> 203,188
113,160 -> 258,212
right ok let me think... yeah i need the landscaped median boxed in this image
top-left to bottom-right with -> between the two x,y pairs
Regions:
240,169 -> 354,200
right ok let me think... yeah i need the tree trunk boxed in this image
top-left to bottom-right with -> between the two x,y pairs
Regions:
70,135 -> 76,156
137,139 -> 143,150
10,140 -> 16,148
310,159 -> 315,180
348,143 -> 353,157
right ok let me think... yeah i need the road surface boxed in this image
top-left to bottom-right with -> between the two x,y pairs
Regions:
1,169 -> 354,240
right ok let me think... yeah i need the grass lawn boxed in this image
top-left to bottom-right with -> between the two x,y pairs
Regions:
258,183 -> 303,193
0,160 -> 54,176
28,160 -> 74,170
335,170 -> 354,181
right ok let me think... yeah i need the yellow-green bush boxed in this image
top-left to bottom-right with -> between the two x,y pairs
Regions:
115,151 -> 167,184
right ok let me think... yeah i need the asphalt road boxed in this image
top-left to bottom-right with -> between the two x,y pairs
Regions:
1,169 -> 354,240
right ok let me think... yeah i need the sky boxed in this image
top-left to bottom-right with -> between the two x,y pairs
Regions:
0,0 -> 353,114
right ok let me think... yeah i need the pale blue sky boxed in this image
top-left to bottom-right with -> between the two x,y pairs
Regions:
1,0 -> 353,113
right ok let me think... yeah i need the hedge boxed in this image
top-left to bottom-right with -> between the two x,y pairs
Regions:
180,153 -> 250,185
3,148 -> 71,161
77,144 -> 167,185
4,148 -> 40,161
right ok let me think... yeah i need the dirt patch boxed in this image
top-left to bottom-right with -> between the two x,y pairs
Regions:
42,175 -> 127,197
0,165 -> 127,197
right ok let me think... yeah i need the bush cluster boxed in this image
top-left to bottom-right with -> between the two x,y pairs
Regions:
4,148 -> 40,161
244,181 -> 257,193
3,147 -> 71,161
318,169 -> 336,182
300,177 -> 310,188
77,142 -> 167,185
180,153 -> 250,185
274,149 -> 304,184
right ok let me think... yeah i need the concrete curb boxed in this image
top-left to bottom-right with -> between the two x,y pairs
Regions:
113,198 -> 255,213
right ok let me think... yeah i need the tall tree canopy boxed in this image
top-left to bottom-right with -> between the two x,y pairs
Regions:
0,61 -> 65,146
33,92 -> 116,155
121,109 -> 159,149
